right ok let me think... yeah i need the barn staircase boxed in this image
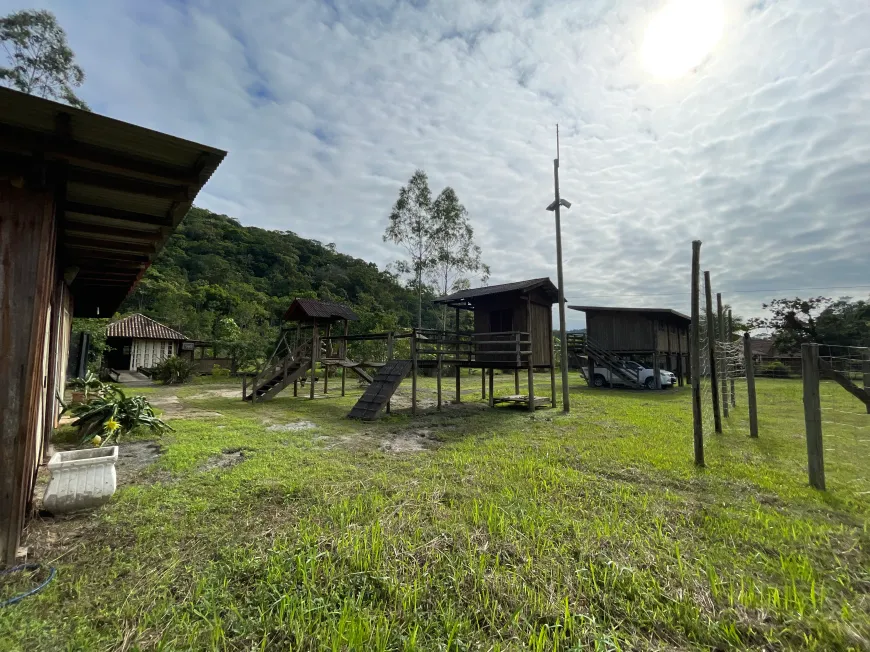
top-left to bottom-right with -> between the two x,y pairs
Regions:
347,360 -> 412,420
582,338 -> 644,389
244,338 -> 313,401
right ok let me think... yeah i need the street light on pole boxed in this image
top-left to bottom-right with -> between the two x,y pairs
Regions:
546,125 -> 571,413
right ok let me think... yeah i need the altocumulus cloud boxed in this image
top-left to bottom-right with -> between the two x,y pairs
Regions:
18,0 -> 870,327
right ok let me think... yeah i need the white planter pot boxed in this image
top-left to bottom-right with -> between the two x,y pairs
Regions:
43,446 -> 118,514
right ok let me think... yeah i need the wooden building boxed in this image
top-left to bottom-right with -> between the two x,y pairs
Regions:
0,87 -> 225,564
434,278 -> 558,369
568,305 -> 691,384
105,313 -> 188,371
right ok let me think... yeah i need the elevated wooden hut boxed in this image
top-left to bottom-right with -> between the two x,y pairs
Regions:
568,305 -> 690,384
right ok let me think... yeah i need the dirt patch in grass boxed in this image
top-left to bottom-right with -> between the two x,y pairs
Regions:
186,389 -> 243,400
266,421 -> 317,432
380,428 -> 442,453
116,441 -> 163,484
149,394 -> 223,420
200,447 -> 254,471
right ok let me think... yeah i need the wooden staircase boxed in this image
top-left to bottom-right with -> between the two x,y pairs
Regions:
347,360 -> 412,420
244,338 -> 313,401
582,338 -> 643,389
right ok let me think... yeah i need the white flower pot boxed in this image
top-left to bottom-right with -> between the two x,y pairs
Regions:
43,446 -> 118,513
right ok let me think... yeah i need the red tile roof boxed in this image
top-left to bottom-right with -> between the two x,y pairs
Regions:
106,313 -> 188,340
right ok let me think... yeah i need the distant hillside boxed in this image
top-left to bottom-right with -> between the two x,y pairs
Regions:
120,207 -> 439,361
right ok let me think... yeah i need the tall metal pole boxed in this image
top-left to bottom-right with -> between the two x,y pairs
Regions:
553,127 -> 570,413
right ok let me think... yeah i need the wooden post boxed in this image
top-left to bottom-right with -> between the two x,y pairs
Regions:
691,241 -> 704,466
488,367 -> 495,407
341,319 -> 348,397
310,320 -> 317,400
242,373 -> 247,400
514,332 -> 521,394
436,344 -> 442,410
802,343 -> 825,490
652,320 -> 661,390
527,295 -> 535,412
481,366 -> 486,400
386,332 -> 394,414
323,323 -> 331,394
548,309 -> 557,408
728,310 -> 735,407
411,329 -> 418,417
744,333 -> 759,438
677,326 -> 684,387
295,322 -> 301,397
717,293 -> 728,417
864,353 -> 870,415
704,272 -> 722,433
455,306 -> 461,403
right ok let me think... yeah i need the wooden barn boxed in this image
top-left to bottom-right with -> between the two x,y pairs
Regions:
568,305 -> 691,384
434,278 -> 559,370
0,87 -> 225,564
105,313 -> 188,371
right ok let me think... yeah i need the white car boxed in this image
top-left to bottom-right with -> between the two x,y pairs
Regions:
592,360 -> 677,389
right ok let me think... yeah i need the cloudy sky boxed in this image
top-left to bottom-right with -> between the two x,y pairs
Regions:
10,0 -> 869,328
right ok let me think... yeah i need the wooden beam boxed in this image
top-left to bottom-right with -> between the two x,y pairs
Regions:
690,241 -> 704,466
819,358 -> 870,406
64,201 -> 173,227
744,332 -> 759,438
802,343 -> 825,490
65,221 -> 162,242
67,168 -> 188,201
65,236 -> 156,254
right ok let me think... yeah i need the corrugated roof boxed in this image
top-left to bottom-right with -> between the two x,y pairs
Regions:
568,305 -> 691,324
283,298 -> 359,322
433,278 -> 558,306
106,313 -> 188,340
0,87 -> 226,318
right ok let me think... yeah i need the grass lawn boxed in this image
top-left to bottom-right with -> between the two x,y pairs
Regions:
1,373 -> 869,651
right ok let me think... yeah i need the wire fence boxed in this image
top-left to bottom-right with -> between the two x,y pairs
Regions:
818,345 -> 869,435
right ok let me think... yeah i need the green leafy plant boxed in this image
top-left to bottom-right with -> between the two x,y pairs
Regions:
153,356 -> 194,384
211,364 -> 231,377
760,360 -> 790,378
62,386 -> 172,446
66,371 -> 109,403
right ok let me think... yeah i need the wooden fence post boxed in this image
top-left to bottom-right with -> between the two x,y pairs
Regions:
323,323 -> 330,394
527,296 -> 535,412
744,333 -> 759,438
489,367 -> 495,407
691,241 -> 704,466
515,332 -> 521,394
455,307 -> 461,403
386,332 -> 394,414
802,343 -> 825,490
704,272 -> 722,433
481,366 -> 486,400
411,330 -> 418,417
652,319 -> 661,390
310,321 -> 317,400
437,344 -> 442,410
341,319 -> 348,397
728,310 -> 736,407
549,311 -> 557,408
242,374 -> 247,400
717,293 -> 729,418
863,353 -> 870,415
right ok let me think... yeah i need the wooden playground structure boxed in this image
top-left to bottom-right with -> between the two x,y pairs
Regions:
244,279 -> 560,420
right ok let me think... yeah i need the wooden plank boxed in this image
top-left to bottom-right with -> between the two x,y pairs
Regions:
488,368 -> 495,407
704,272 -> 722,433
717,293 -> 729,417
802,344 -> 825,490
864,354 -> 870,415
67,167 -> 188,201
548,308 -> 556,407
527,294 -> 535,412
691,241 -> 704,466
744,333 -> 759,438
819,358 -> 870,406
310,320 -> 317,400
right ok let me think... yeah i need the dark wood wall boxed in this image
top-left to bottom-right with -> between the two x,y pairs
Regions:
0,180 -> 58,565
587,311 -> 688,354
471,289 -> 553,367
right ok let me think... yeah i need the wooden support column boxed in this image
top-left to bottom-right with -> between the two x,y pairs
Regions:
242,374 -> 247,400
704,272 -> 722,433
677,327 -> 684,386
690,241 -> 704,466
294,322 -> 300,396
717,293 -> 729,417
341,319 -> 348,397
744,333 -> 759,438
411,330 -> 418,417
481,367 -> 486,400
323,323 -> 331,394
310,320 -> 317,400
455,307 -> 461,403
801,343 -> 825,490
386,332 -> 394,414
514,331 -> 521,394
652,320 -> 661,390
526,295 -> 535,411
548,308 -> 556,408
436,344 -> 443,410
488,367 -> 495,407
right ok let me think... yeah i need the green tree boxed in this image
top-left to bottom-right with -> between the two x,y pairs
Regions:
815,298 -> 870,347
0,9 -> 88,109
383,170 -> 437,329
429,187 -> 489,331
746,297 -> 831,353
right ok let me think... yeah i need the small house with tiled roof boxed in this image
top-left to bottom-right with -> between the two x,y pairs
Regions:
105,313 -> 188,371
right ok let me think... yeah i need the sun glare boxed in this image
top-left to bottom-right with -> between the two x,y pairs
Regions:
642,0 -> 724,80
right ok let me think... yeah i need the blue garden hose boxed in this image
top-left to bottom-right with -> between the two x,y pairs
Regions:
0,564 -> 56,607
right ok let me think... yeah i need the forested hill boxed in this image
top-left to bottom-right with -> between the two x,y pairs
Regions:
120,207 -> 438,358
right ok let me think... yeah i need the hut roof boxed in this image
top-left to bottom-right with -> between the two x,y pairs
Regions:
568,305 -> 691,325
434,278 -> 558,307
0,87 -> 226,318
283,298 -> 359,323
106,313 -> 188,340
